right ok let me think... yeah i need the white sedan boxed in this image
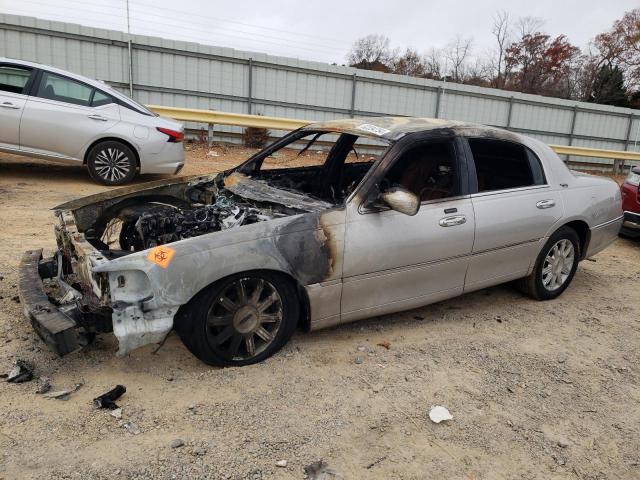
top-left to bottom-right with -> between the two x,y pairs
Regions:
0,57 -> 184,185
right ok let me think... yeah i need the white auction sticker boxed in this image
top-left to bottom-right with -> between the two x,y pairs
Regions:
357,123 -> 391,136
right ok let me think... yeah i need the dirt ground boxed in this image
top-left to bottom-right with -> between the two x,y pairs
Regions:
0,144 -> 639,480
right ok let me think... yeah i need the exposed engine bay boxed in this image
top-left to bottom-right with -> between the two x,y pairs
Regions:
87,171 -> 333,255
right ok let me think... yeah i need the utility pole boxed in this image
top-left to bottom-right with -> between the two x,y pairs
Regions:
126,0 -> 134,97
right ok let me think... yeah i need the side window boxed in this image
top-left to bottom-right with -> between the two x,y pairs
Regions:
36,72 -> 93,107
468,139 -> 544,192
383,140 -> 458,201
0,65 -> 32,94
91,90 -> 114,107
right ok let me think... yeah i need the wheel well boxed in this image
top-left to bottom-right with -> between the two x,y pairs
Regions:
83,137 -> 141,168
175,269 -> 311,332
563,220 -> 590,259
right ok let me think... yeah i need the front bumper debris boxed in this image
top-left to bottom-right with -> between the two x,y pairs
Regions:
18,249 -> 80,356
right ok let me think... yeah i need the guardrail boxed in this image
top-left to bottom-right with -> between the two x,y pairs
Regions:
148,105 -> 640,172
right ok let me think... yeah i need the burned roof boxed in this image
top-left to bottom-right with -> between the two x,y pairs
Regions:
304,116 -> 485,141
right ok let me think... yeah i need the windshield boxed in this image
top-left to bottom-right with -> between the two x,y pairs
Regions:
237,129 -> 390,205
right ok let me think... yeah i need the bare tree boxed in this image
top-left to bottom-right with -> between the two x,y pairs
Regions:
346,34 -> 393,71
491,10 -> 511,87
515,16 -> 544,38
423,47 -> 444,79
444,35 -> 473,82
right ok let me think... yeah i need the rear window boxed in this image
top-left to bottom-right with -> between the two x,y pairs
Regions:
0,65 -> 31,94
36,72 -> 93,107
468,139 -> 546,192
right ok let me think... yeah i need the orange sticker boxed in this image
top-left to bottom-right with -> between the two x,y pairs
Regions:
146,245 -> 175,268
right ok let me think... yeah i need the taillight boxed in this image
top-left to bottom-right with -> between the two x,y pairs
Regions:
156,127 -> 184,143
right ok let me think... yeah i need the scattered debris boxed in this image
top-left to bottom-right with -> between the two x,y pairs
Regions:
429,405 -> 453,424
192,446 -> 207,456
356,345 -> 366,352
5,360 -> 34,383
43,382 -> 83,400
372,383 -> 384,393
110,408 -> 123,419
366,456 -> 387,469
304,460 -> 344,480
275,460 -> 287,468
376,341 -> 391,350
355,356 -> 364,365
557,438 -> 570,448
93,385 -> 126,409
122,421 -> 141,435
206,150 -> 219,157
35,377 -> 51,394
495,316 -> 503,323
170,439 -> 185,449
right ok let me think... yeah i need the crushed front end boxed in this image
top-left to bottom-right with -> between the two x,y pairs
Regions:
18,172 -> 329,356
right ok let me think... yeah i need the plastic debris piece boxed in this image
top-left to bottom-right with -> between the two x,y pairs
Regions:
429,405 -> 453,424
6,359 -> 34,383
43,382 -> 83,400
123,421 -> 141,435
93,385 -> 126,409
36,377 -> 51,394
304,460 -> 344,480
110,408 -> 123,419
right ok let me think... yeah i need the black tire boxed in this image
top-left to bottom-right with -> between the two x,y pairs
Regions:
87,140 -> 137,186
175,271 -> 299,367
517,226 -> 581,300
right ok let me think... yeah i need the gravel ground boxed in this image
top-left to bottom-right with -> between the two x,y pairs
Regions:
0,144 -> 639,480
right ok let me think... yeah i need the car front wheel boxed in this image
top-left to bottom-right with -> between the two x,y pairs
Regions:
87,141 -> 137,185
517,226 -> 581,300
176,272 -> 299,367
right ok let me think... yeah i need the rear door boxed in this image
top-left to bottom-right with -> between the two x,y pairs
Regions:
20,70 -> 120,161
464,137 -> 563,291
0,63 -> 35,149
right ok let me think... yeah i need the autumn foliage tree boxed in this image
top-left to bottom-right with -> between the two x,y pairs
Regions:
344,8 -> 639,107
504,33 -> 579,96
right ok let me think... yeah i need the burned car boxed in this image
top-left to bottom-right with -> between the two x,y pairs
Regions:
19,117 -> 623,366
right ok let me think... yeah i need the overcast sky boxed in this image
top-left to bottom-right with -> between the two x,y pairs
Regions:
0,0 -> 637,64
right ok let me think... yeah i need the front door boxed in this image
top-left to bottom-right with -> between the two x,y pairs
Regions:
20,70 -> 120,161
341,136 -> 475,322
0,63 -> 34,149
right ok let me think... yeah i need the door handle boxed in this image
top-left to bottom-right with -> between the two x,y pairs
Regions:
439,215 -> 467,227
88,114 -> 108,121
536,199 -> 556,209
0,101 -> 20,109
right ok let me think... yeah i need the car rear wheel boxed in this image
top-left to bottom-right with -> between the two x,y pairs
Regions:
87,141 -> 137,185
175,272 -> 299,367
517,226 -> 581,300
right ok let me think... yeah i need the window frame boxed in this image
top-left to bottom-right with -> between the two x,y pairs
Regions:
33,70 -> 96,107
357,132 -> 470,214
462,136 -> 549,197
0,63 -> 36,96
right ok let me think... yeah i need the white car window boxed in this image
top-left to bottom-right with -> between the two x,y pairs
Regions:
0,65 -> 31,94
91,90 -> 114,107
36,72 -> 93,107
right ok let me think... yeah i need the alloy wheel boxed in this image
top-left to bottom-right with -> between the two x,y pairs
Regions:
94,147 -> 131,183
541,239 -> 575,291
205,277 -> 283,361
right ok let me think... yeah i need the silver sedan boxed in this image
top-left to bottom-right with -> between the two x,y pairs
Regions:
19,117 -> 622,366
0,57 -> 184,185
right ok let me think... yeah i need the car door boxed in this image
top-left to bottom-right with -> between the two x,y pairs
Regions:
19,70 -> 120,161
0,63 -> 35,149
464,137 -> 563,291
340,134 -> 475,322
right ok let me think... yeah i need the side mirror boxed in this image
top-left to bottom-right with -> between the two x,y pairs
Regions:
380,186 -> 420,216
